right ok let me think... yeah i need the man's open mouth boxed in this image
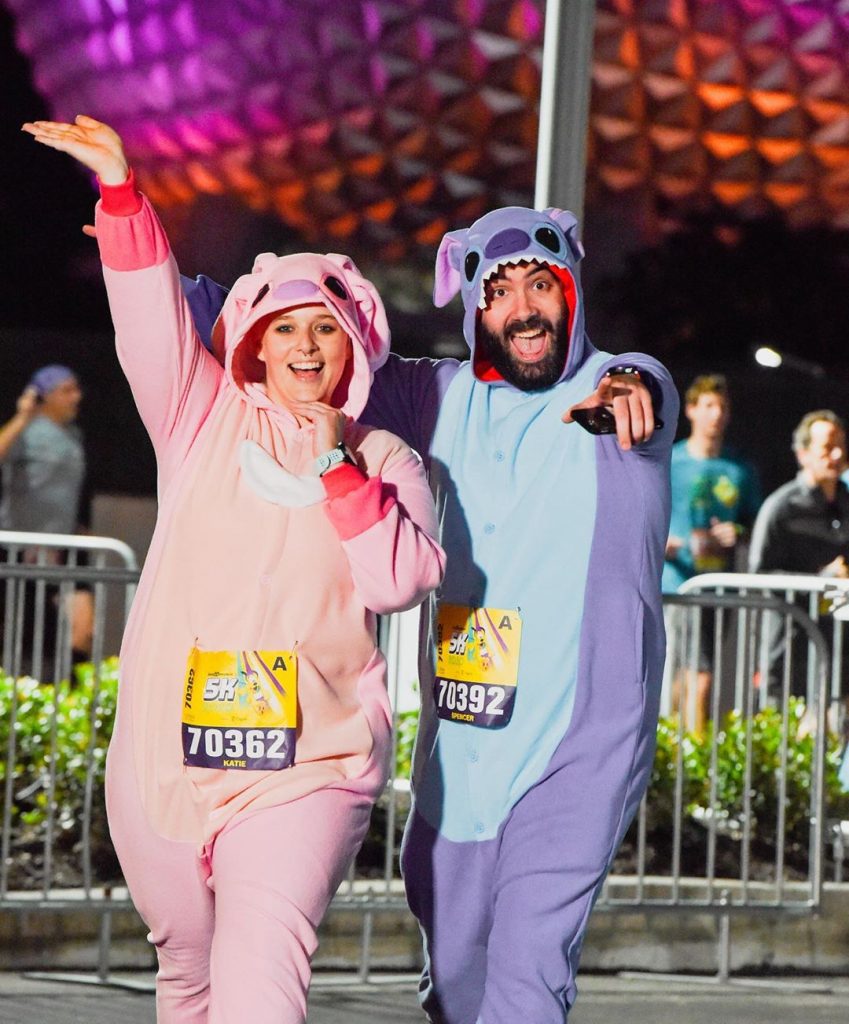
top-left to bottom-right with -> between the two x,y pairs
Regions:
508,326 -> 549,362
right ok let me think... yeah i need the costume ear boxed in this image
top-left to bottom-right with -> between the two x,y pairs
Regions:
348,274 -> 391,368
433,229 -> 468,307
542,207 -> 585,262
251,252 -> 279,275
325,252 -> 360,275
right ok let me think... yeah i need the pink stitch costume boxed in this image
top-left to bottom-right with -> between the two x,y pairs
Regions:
95,174 -> 445,1023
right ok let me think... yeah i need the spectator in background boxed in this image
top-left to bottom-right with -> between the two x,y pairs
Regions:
0,365 -> 85,537
663,374 -> 761,731
749,409 -> 849,701
0,365 -> 91,660
750,410 -> 849,580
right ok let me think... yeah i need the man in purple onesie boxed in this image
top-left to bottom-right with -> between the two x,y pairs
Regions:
185,205 -> 677,1022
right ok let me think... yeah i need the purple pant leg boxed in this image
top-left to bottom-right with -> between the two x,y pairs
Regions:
476,621 -> 661,1020
402,611 -> 659,1023
401,809 -> 497,1023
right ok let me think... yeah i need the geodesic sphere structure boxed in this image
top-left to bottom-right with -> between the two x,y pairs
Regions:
8,0 -> 849,264
8,0 -> 545,261
591,0 -> 849,230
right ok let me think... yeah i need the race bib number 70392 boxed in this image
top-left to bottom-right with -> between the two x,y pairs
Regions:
434,605 -> 521,729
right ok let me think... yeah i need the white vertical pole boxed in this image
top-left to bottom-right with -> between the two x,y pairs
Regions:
534,0 -> 598,220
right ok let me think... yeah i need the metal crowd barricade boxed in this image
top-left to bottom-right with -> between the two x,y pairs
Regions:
0,532 -> 414,985
321,579 -> 843,983
596,576 -> 839,988
0,530 -> 140,985
675,572 -> 849,727
334,582 -> 841,983
1,550 -> 842,985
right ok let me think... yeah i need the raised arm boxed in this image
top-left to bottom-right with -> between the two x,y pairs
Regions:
22,116 -> 222,485
0,388 -> 38,462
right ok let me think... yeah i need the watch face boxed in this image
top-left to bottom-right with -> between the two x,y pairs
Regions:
317,447 -> 345,474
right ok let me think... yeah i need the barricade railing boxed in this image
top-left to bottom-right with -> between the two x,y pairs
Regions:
0,530 -> 140,985
595,578 -> 841,987
2,555 -> 845,987
676,572 -> 849,725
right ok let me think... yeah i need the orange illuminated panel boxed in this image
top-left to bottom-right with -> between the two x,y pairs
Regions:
756,139 -> 804,164
702,132 -> 751,159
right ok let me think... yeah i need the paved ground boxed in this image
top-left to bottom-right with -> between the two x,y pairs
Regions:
0,971 -> 847,1023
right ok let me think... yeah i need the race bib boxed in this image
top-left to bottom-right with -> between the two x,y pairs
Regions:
434,605 -> 522,728
182,648 -> 297,770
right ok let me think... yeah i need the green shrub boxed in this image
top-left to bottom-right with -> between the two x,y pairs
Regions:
634,698 -> 849,875
2,667 -> 847,887
0,661 -> 118,887
394,708 -> 419,781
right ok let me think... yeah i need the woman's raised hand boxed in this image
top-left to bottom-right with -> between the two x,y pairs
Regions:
290,402 -> 347,458
21,115 -> 129,185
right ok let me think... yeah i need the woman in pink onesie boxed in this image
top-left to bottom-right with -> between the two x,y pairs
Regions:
24,115 -> 445,1023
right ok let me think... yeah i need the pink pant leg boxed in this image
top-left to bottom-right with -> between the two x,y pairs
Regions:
108,701 -> 377,1024
106,736 -> 213,1023
207,787 -> 372,1024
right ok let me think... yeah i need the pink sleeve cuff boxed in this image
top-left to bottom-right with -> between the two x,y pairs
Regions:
320,462 -> 368,499
98,168 -> 143,216
323,472 -> 396,542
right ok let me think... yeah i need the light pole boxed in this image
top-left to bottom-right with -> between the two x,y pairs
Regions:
534,0 -> 598,220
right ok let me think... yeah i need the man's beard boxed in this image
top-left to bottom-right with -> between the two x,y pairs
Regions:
479,313 -> 570,392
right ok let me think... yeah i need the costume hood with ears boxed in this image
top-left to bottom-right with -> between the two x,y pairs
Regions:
211,251 -> 390,420
433,206 -> 592,385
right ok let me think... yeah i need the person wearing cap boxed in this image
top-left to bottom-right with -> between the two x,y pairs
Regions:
24,115 -> 445,1023
0,365 -> 92,662
178,204 -> 677,1020
0,365 -> 84,536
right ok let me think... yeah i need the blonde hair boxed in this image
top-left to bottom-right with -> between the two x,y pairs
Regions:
685,374 -> 728,407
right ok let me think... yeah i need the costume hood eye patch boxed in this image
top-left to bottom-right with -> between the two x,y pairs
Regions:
251,283 -> 270,308
324,275 -> 348,301
534,226 -> 563,255
464,250 -> 481,283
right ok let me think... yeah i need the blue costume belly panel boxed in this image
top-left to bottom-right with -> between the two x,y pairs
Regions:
414,352 -> 610,841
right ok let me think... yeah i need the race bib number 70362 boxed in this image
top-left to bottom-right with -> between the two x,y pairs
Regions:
182,648 -> 297,771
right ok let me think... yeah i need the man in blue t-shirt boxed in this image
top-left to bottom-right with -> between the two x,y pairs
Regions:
664,374 -> 761,730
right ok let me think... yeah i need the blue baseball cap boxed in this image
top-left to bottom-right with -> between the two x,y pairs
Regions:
27,364 -> 76,398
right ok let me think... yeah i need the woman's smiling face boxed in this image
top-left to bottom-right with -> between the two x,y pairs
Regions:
257,304 -> 353,409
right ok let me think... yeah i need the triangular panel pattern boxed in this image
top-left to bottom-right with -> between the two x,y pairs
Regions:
8,0 -> 849,262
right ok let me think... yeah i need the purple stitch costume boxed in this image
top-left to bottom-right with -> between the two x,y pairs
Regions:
365,207 -> 676,1023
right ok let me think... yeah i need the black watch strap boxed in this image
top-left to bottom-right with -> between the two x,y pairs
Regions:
601,364 -> 664,429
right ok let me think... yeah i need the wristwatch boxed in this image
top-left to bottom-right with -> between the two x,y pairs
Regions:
603,365 -> 641,380
314,442 -> 355,476
602,364 -> 664,429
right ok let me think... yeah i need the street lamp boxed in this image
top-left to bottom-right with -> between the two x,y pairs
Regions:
753,346 -> 825,379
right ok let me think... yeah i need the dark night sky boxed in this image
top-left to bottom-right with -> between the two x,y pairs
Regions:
1,5 -> 159,501
1,6 -> 111,331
